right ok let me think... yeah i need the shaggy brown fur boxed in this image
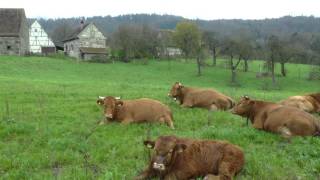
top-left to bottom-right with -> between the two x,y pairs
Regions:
100,96 -> 174,129
279,93 -> 320,113
135,135 -> 244,180
232,96 -> 320,137
168,82 -> 235,111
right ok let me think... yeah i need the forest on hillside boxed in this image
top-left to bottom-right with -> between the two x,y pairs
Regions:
30,14 -> 320,40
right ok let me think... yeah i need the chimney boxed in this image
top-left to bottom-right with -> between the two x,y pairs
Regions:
80,18 -> 84,29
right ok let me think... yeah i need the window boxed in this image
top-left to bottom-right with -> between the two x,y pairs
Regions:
35,29 -> 38,32
7,45 -> 11,50
71,44 -> 74,50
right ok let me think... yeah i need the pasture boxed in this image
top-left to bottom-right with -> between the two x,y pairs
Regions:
0,55 -> 319,179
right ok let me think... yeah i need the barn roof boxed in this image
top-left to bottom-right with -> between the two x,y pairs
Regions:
63,23 -> 90,42
0,8 -> 26,37
79,47 -> 107,54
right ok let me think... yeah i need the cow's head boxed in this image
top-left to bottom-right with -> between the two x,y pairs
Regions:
168,82 -> 184,101
103,96 -> 122,119
144,136 -> 187,171
311,93 -> 320,103
96,96 -> 106,106
231,95 -> 254,116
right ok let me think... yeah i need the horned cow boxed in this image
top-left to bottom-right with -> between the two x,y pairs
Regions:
232,96 -> 320,137
168,82 -> 235,111
97,96 -> 174,129
279,93 -> 320,114
135,135 -> 244,180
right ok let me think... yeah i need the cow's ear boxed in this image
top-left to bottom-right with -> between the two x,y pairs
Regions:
243,95 -> 250,100
116,100 -> 124,106
178,83 -> 184,89
143,140 -> 155,149
96,100 -> 104,105
175,144 -> 187,153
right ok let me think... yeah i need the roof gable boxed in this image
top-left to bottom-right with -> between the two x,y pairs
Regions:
63,23 -> 89,42
63,22 -> 106,42
0,8 -> 26,37
78,23 -> 106,39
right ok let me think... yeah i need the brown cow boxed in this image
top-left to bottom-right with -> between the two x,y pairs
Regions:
168,82 -> 235,111
231,96 -> 320,137
279,93 -> 320,114
135,135 -> 244,180
99,96 -> 174,129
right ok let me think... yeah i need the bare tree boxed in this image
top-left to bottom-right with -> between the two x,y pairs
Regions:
267,35 -> 281,85
111,24 -> 160,62
203,31 -> 220,66
221,37 -> 242,84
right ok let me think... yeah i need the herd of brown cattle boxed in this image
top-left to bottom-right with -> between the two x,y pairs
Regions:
96,82 -> 320,180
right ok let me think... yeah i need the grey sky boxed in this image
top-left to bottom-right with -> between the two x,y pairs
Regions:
2,0 -> 320,20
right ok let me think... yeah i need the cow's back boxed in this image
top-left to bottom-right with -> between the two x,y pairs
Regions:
188,89 -> 233,109
279,96 -> 314,112
265,106 -> 318,136
122,98 -> 171,122
170,140 -> 244,179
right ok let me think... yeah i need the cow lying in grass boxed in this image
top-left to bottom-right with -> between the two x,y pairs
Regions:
168,82 -> 235,111
232,96 -> 320,137
279,93 -> 320,114
135,135 -> 244,180
97,96 -> 174,129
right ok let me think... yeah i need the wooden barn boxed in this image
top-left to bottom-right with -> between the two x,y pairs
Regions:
0,8 -> 29,55
29,20 -> 56,54
63,20 -> 107,60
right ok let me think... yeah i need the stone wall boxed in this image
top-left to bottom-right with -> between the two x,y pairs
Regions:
64,39 -> 80,58
0,37 -> 21,55
19,11 -> 29,55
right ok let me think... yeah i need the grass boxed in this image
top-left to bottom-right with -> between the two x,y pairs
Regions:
0,55 -> 319,179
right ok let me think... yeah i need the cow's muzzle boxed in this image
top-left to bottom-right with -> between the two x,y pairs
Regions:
105,114 -> 113,119
153,162 -> 165,171
168,94 -> 177,101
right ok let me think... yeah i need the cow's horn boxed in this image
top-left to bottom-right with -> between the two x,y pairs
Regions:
98,96 -> 105,99
115,96 -> 121,100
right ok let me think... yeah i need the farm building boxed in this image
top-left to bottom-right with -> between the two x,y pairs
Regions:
63,20 -> 107,60
29,20 -> 56,54
0,8 -> 29,55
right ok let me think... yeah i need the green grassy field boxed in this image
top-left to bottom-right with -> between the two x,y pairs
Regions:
0,55 -> 319,179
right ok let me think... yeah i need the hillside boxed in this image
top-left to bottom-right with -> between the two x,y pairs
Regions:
31,14 -> 320,39
0,56 -> 319,179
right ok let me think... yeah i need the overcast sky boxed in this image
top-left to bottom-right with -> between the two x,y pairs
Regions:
2,0 -> 320,20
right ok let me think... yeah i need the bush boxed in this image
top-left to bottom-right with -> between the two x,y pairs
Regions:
308,66 -> 320,81
89,55 -> 112,64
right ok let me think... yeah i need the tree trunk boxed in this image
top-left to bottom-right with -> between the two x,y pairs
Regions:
244,58 -> 248,72
212,48 -> 216,66
231,67 -> 236,83
230,55 -> 236,83
271,58 -> 276,85
197,56 -> 201,76
280,62 -> 286,77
